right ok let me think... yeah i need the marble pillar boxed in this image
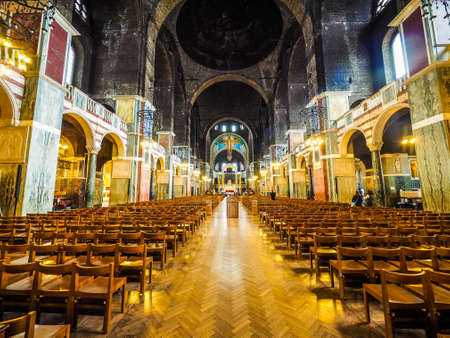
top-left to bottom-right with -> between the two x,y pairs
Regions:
86,151 -> 98,208
406,62 -> 450,212
369,143 -> 386,207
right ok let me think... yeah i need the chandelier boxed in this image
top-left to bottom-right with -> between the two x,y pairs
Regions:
422,0 -> 450,25
0,1 -> 57,45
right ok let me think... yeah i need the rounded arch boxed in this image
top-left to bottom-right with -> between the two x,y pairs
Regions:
62,111 -> 96,151
372,103 -> 410,146
212,148 -> 248,171
210,132 -> 249,161
0,79 -> 19,124
156,157 -> 165,170
99,132 -> 126,157
340,127 -> 369,156
296,155 -> 306,169
204,116 -> 256,143
190,75 -> 269,105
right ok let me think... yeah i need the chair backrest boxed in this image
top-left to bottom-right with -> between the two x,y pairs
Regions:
368,247 -> 402,260
1,311 -> 36,338
1,243 -> 30,259
338,235 -> 364,247
336,246 -> 368,269
363,235 -> 388,247
119,232 -> 143,244
380,270 -> 427,306
314,235 -> 338,248
117,244 -> 146,257
95,233 -> 119,244
74,263 -> 114,294
36,262 -> 73,290
29,244 -> 61,262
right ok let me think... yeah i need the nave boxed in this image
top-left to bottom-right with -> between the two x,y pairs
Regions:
72,200 -> 423,338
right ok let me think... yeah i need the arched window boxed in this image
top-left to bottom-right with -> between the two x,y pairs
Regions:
66,46 -> 76,85
74,0 -> 88,21
392,33 -> 407,79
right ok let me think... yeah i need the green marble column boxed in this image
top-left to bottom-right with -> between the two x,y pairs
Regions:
369,144 -> 385,207
86,152 -> 98,208
406,62 -> 450,212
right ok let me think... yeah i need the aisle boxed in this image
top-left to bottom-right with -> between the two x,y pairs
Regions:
73,199 -> 397,337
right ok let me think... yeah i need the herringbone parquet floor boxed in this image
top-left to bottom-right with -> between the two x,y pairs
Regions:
68,200 -> 426,337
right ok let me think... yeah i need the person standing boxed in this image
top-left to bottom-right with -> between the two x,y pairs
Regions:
351,190 -> 363,207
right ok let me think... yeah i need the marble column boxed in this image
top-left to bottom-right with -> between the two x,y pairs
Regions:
369,143 -> 385,207
86,151 -> 98,208
150,168 -> 155,200
406,62 -> 450,212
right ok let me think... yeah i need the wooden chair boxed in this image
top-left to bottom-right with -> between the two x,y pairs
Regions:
397,247 -> 434,272
0,261 -> 38,319
29,244 -> 61,265
34,263 -> 76,325
73,263 -> 127,334
310,235 -> 338,277
142,232 -> 167,270
0,311 -> 70,338
95,233 -> 119,244
361,247 -> 401,281
1,243 -> 30,264
424,270 -> 450,336
118,232 -> 144,245
329,246 -> 369,300
433,247 -> 450,273
362,235 -> 389,247
87,244 -> 117,266
116,244 -> 152,293
60,244 -> 90,265
363,270 -> 430,338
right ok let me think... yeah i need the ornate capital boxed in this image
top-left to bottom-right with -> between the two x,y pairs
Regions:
368,142 -> 383,152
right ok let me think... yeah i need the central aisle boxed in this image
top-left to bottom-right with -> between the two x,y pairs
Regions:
78,199 -> 390,337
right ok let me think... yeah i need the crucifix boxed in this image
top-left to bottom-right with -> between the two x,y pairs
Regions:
219,133 -> 240,161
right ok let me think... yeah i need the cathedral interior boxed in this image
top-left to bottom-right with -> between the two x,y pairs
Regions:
0,0 -> 449,337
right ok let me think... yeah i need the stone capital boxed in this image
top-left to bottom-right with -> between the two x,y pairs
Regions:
86,147 -> 100,155
368,142 -> 384,152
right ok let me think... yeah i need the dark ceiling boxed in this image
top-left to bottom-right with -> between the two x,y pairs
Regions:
176,0 -> 283,70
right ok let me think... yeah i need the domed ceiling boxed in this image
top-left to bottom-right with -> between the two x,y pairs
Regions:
176,0 -> 283,71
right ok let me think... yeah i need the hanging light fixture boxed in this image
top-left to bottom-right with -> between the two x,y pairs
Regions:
422,0 -> 450,25
0,0 -> 57,45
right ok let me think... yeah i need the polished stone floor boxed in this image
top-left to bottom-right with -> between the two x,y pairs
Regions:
65,200 -> 426,337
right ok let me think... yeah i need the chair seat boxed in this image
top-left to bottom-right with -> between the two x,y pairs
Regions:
120,259 -> 146,267
315,248 -> 336,255
330,260 -> 368,273
11,324 -> 68,338
364,283 -> 425,306
147,243 -> 165,249
438,260 -> 450,272
360,260 -> 399,272
77,276 -> 126,296
41,275 -> 93,293
406,284 -> 450,308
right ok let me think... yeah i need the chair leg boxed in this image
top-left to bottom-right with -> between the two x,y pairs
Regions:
103,300 -> 112,334
121,284 -> 127,313
338,275 -> 345,301
363,288 -> 370,323
383,305 -> 394,338
140,270 -> 145,293
330,266 -> 335,288
67,297 -> 74,326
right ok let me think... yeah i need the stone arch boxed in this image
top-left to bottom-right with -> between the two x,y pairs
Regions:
0,79 -> 19,124
210,133 -> 250,170
99,132 -> 126,157
156,157 -> 165,170
212,148 -> 247,171
204,117 -> 256,144
371,103 -> 410,146
62,111 -> 96,151
340,127 -> 369,156
190,75 -> 269,106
